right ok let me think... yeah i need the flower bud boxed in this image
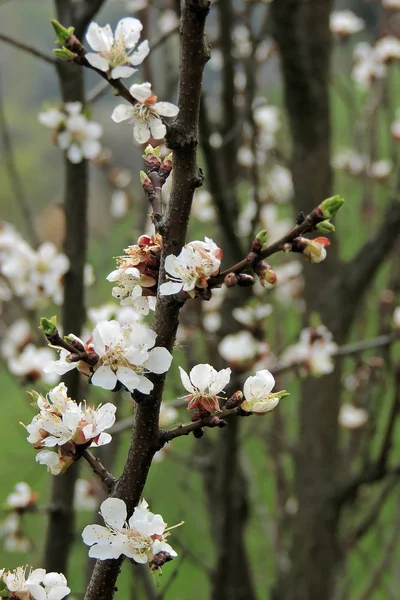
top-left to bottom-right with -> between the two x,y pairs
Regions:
224,390 -> 244,409
316,219 -> 336,233
293,237 -> 330,263
251,229 -> 268,253
51,20 -> 75,46
253,262 -> 277,287
143,145 -> 160,158
237,274 -> 256,287
224,272 -> 238,287
140,171 -> 154,193
318,195 -> 345,219
39,316 -> 58,337
53,47 -> 78,61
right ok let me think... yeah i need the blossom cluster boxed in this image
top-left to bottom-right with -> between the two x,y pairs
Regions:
179,363 -> 286,415
160,237 -> 222,297
0,482 -> 38,553
352,36 -> 400,91
45,320 -> 173,394
82,497 -> 177,567
281,325 -> 338,376
0,223 -> 70,309
107,233 -> 162,314
38,101 -> 103,164
24,382 -> 116,474
0,567 -> 69,600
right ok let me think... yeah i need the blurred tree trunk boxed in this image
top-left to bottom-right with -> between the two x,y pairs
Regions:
270,2 -> 342,599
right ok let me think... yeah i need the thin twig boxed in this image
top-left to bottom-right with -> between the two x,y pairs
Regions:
0,32 -> 57,64
82,450 -> 116,494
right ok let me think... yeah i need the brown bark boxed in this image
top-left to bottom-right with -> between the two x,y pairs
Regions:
83,2 -> 211,599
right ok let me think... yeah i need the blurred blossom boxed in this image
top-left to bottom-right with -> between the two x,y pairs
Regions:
74,479 -> 100,511
281,325 -> 337,376
260,204 -> 292,244
367,159 -> 392,180
159,403 -> 179,428
329,11 -> 364,37
332,148 -> 366,175
5,482 -> 37,510
8,344 -> 58,385
157,10 -> 179,34
267,165 -> 294,203
352,42 -> 386,90
208,48 -> 223,71
1,319 -> 31,360
192,189 -> 216,222
339,403 -> 368,429
392,306 -> 400,328
209,132 -> 223,148
111,190 -> 129,219
232,25 -> 252,59
219,330 -> 260,364
383,0 -> 400,8
0,514 -> 31,553
233,303 -> 273,327
39,102 -> 103,164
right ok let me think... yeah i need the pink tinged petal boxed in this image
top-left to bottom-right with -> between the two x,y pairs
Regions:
136,375 -> 154,394
116,366 -> 140,392
129,82 -> 152,102
209,367 -> 231,395
111,104 -> 134,123
111,66 -> 137,79
67,144 -> 83,164
91,366 -> 118,390
101,497 -> 127,528
159,281 -> 183,296
179,367 -> 196,394
133,120 -> 151,144
189,364 -> 215,392
115,17 -> 142,48
154,102 -> 179,117
129,40 -> 150,65
86,22 -> 114,52
148,116 -> 166,140
85,53 -> 110,72
145,347 -> 173,374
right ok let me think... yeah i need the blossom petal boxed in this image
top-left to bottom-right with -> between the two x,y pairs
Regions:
100,497 -> 127,528
86,22 -> 114,52
91,366 -> 118,390
133,119 -> 151,144
111,66 -> 137,79
129,40 -> 150,65
129,82 -> 152,102
81,139 -> 101,160
154,101 -> 179,117
111,104 -> 134,123
189,364 -> 215,393
85,53 -> 110,72
115,17 -> 142,49
159,281 -> 183,296
88,543 -> 122,560
116,366 -> 140,392
67,144 -> 83,164
209,367 -> 231,395
81,524 -> 111,546
149,116 -> 166,140
136,375 -> 154,394
145,347 -> 173,374
179,366 -> 196,394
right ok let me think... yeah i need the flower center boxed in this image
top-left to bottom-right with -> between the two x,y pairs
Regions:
103,39 -> 129,68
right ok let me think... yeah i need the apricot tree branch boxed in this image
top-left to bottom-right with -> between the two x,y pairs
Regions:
0,32 -> 57,64
82,450 -> 116,494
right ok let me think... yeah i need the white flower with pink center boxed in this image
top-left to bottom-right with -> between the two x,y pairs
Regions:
179,363 -> 231,412
111,82 -> 179,144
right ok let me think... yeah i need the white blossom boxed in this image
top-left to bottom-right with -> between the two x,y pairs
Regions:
8,344 -> 59,384
111,82 -> 179,144
39,102 -> 103,164
159,403 -> 179,428
330,11 -> 364,37
160,238 -> 222,297
86,18 -> 149,79
339,403 -> 368,429
1,319 -> 31,360
82,497 -> 177,563
241,370 -> 283,414
2,567 -> 70,600
232,303 -> 273,327
393,306 -> 400,328
5,482 -> 37,510
74,479 -> 99,511
267,165 -> 294,203
218,330 -> 260,364
281,325 -> 337,376
179,364 -> 231,412
90,320 -> 172,393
